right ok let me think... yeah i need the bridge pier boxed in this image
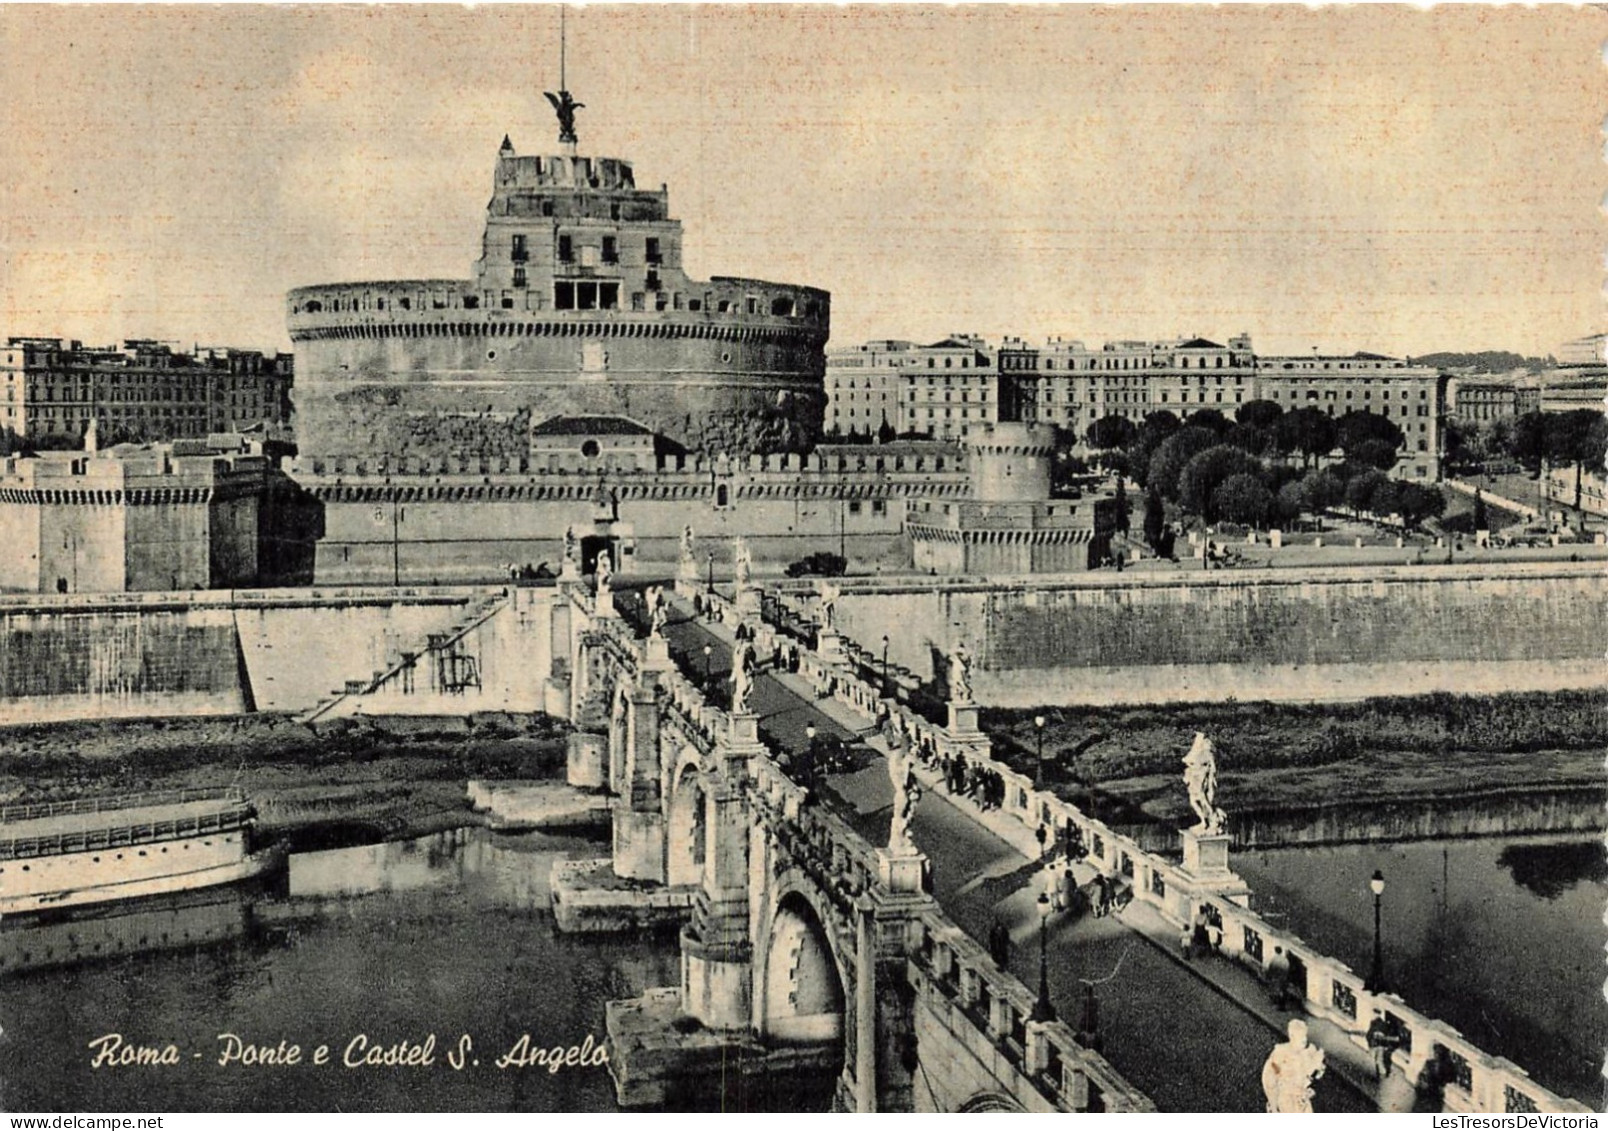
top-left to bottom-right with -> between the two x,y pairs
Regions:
613,667 -> 668,883
680,766 -> 754,1031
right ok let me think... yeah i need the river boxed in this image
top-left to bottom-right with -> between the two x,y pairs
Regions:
0,828 -> 689,1112
1232,832 -> 1606,1108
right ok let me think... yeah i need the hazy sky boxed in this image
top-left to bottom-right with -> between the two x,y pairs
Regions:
1,5 -> 1601,357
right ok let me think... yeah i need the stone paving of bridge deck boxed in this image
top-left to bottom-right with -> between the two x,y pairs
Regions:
647,593 -> 1377,1113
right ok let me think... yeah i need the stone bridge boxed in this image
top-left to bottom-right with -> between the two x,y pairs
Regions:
548,579 -> 1152,1113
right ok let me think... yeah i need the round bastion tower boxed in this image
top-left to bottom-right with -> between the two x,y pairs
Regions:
287,130 -> 829,468
966,421 -> 1054,502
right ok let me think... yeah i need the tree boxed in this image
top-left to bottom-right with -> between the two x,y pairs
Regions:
876,412 -> 897,444
1186,408 -> 1230,434
1147,427 -> 1220,501
1139,411 -> 1181,441
1236,399 -> 1284,430
1113,476 -> 1130,532
1087,414 -> 1137,451
1336,410 -> 1405,456
1544,409 -> 1606,511
1273,408 -> 1337,467
1344,469 -> 1391,515
1178,445 -> 1264,521
1473,488 -> 1489,531
1510,412 -> 1547,473
1143,489 -> 1166,550
1369,477 -> 1405,520
1223,422 -> 1273,456
1302,468 -> 1346,516
1213,473 -> 1275,527
1350,438 -> 1400,471
1276,479 -> 1308,526
1396,483 -> 1446,528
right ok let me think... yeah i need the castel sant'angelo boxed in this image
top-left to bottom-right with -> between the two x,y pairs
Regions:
280,86 -> 1112,584
287,124 -> 831,463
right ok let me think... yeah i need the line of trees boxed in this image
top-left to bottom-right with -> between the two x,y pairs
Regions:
1444,409 -> 1606,510
1080,401 -> 1445,539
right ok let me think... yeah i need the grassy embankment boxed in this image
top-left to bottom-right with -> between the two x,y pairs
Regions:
982,689 -> 1607,827
0,712 -> 571,848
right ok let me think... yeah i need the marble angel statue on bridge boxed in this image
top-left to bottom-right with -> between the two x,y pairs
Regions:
678,525 -> 697,575
1262,1019 -> 1325,1113
949,641 -> 974,704
595,548 -> 612,599
731,638 -> 757,715
644,585 -> 668,639
816,579 -> 840,632
1182,731 -> 1227,835
733,537 -> 753,591
883,713 -> 922,853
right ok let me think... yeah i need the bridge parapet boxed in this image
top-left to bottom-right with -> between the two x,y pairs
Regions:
908,910 -> 1154,1113
758,582 -> 1594,1115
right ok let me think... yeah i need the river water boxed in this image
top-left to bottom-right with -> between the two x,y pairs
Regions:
0,828 -> 687,1112
1232,832 -> 1606,1108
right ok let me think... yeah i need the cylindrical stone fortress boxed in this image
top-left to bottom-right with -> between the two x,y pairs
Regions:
288,140 -> 830,464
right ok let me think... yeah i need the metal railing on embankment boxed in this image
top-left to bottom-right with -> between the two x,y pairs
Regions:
0,785 -> 245,825
0,798 -> 251,862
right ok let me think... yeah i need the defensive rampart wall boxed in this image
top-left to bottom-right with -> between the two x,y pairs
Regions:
828,563 -> 1608,706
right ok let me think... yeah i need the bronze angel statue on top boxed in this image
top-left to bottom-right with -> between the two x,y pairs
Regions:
545,90 -> 585,145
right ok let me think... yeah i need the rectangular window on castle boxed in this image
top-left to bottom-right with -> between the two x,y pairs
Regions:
576,282 -> 598,310
645,237 -> 661,265
511,234 -> 528,262
602,236 -> 618,265
600,283 -> 620,310
512,267 -> 527,289
557,235 -> 573,264
555,282 -> 575,310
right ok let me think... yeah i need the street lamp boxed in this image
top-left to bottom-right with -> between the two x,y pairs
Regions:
881,634 -> 890,699
706,552 -> 714,603
1031,873 -> 1056,1023
804,723 -> 817,786
1034,715 -> 1046,788
1366,869 -> 1386,992
703,643 -> 713,690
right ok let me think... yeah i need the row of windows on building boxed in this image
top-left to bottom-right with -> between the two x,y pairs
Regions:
512,234 -> 661,268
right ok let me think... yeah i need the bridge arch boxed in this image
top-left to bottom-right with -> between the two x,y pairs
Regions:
957,1091 -> 1028,1113
665,749 -> 708,887
756,877 -> 849,1047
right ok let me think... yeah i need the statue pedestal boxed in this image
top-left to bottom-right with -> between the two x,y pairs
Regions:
1182,829 -> 1231,876
641,635 -> 672,670
736,586 -> 761,619
877,846 -> 926,895
595,589 -> 616,618
946,702 -> 980,736
1180,829 -> 1250,903
816,630 -> 845,664
727,713 -> 761,749
560,560 -> 580,583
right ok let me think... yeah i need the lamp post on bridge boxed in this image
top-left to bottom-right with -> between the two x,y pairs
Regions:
703,643 -> 713,692
1034,715 -> 1046,788
881,634 -> 890,700
1031,872 -> 1055,1023
1366,869 -> 1387,992
705,551 -> 714,608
